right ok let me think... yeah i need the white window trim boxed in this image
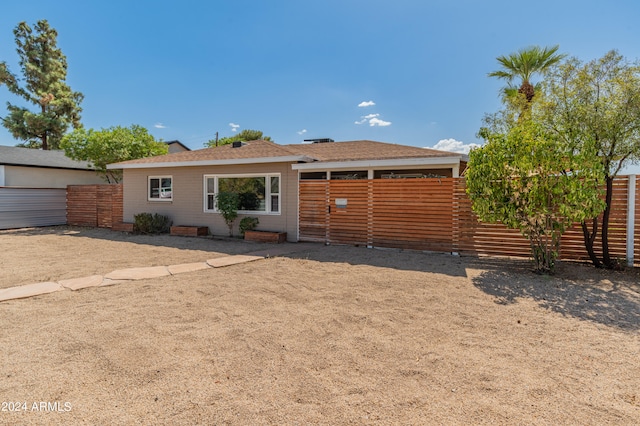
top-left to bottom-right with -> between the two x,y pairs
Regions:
148,175 -> 173,202
203,173 -> 281,215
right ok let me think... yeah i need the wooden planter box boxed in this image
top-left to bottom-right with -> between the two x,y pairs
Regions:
170,226 -> 209,237
112,222 -> 134,232
244,230 -> 287,243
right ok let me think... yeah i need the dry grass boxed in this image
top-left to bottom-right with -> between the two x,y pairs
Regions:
0,226 -> 639,425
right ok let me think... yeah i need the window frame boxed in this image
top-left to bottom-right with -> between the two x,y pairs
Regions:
203,173 -> 281,215
148,175 -> 173,202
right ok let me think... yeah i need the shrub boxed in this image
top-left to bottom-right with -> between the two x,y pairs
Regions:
239,217 -> 259,236
215,192 -> 240,236
133,212 -> 172,234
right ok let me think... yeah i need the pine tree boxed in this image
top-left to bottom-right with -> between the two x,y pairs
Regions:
0,20 -> 83,150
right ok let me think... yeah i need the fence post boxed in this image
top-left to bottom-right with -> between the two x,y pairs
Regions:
627,175 -> 636,267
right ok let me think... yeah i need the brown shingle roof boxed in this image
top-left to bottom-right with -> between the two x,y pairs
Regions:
109,139 -> 463,168
112,140 -> 302,166
285,140 -> 459,162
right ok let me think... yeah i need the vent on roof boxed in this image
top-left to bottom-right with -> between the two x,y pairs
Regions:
231,141 -> 244,148
303,138 -> 334,144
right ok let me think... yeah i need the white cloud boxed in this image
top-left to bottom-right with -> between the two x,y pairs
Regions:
229,122 -> 240,132
432,138 -> 481,154
297,129 -> 307,135
154,123 -> 167,129
358,100 -> 376,107
355,113 -> 382,125
369,117 -> 391,127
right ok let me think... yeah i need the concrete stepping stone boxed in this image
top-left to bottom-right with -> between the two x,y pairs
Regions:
0,282 -> 64,302
59,275 -> 104,291
207,255 -> 264,268
168,262 -> 211,275
100,278 -> 129,287
104,266 -> 171,281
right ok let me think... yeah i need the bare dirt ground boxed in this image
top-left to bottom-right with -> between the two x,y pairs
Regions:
0,226 -> 639,425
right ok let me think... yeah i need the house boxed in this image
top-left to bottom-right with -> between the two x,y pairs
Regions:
165,140 -> 191,154
0,145 -> 104,229
107,139 -> 467,242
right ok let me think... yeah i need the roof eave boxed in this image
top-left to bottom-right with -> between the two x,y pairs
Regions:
291,156 -> 465,171
107,155 -> 314,170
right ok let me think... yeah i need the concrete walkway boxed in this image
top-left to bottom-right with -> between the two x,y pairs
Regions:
0,243 -> 317,303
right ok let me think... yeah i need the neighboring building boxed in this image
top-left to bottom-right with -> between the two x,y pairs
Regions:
165,140 -> 191,154
0,145 -> 104,188
0,146 -> 104,230
108,139 -> 467,241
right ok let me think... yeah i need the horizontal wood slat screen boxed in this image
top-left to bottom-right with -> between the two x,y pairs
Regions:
301,176 -> 638,265
67,184 -> 123,228
372,179 -> 454,251
328,180 -> 370,246
453,177 -> 632,263
299,179 -> 455,251
298,181 -> 328,242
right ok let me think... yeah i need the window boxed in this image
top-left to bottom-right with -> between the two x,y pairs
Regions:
204,174 -> 280,214
148,176 -> 172,201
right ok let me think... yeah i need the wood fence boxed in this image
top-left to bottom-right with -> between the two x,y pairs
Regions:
299,176 -> 640,265
66,184 -> 123,228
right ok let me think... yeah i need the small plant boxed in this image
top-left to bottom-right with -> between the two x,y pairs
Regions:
239,217 -> 259,236
215,192 -> 240,236
133,212 -> 172,234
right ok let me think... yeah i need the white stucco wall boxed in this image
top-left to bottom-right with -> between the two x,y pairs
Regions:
2,165 -> 104,188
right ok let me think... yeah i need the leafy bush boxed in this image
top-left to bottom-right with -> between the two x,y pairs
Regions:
239,217 -> 259,236
215,192 -> 240,236
133,213 -> 172,234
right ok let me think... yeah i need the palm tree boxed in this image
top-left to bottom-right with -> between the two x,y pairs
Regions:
489,45 -> 566,103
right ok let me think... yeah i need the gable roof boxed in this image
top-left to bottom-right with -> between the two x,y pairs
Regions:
110,140 -> 312,169
165,140 -> 191,152
287,140 -> 459,162
107,139 -> 465,170
0,145 -> 95,170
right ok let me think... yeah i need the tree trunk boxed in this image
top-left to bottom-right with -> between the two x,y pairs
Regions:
41,103 -> 49,150
581,219 -> 602,268
601,176 -> 615,268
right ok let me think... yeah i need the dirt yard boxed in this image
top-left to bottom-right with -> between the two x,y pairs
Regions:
0,226 -> 639,425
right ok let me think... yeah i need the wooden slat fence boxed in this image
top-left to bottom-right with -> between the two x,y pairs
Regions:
300,176 -> 639,265
328,180 -> 370,246
453,178 -> 631,262
299,179 -> 455,251
67,184 -> 123,228
372,179 -> 454,252
298,181 -> 328,242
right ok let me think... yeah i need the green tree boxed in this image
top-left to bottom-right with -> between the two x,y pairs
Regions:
61,125 -> 168,183
467,119 -> 605,273
537,50 -> 640,268
206,129 -> 272,147
0,20 -> 83,150
489,45 -> 566,104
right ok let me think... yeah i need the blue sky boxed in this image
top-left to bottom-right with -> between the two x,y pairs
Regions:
1,0 -> 640,171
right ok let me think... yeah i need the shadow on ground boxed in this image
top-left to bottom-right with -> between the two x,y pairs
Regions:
0,225 -> 257,255
281,244 -> 471,277
471,258 -> 640,331
4,226 -> 473,277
